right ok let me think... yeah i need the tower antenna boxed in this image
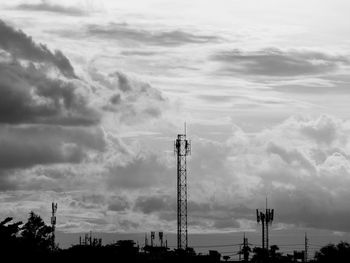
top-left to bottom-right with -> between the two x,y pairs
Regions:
257,198 -> 274,261
305,232 -> 308,263
51,202 -> 58,250
174,124 -> 191,249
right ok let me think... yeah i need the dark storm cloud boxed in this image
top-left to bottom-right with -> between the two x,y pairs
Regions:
271,188 -> 350,232
0,60 -> 99,125
187,202 -> 253,229
213,218 -> 240,229
81,23 -> 219,46
108,196 -> 130,212
16,1 -> 86,16
134,195 -> 173,214
0,19 -> 76,78
134,193 -> 252,230
0,172 -> 17,191
0,125 -> 106,169
107,154 -> 173,189
212,48 -> 349,77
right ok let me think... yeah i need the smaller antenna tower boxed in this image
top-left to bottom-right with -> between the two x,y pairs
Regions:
145,233 -> 148,247
151,231 -> 155,247
305,232 -> 308,263
243,233 -> 250,263
256,199 -> 274,255
159,232 -> 164,247
51,202 -> 58,249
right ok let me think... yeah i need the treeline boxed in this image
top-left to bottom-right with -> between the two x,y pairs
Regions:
0,211 -> 219,262
1,212 -> 350,263
247,244 -> 350,263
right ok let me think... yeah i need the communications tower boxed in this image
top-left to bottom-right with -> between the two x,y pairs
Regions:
256,199 -> 274,252
51,202 -> 58,250
174,124 -> 191,249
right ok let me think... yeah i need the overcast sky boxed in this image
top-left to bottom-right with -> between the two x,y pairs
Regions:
1,0 -> 350,255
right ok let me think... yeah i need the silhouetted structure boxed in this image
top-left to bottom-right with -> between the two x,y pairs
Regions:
51,202 -> 57,250
242,234 -> 251,262
174,124 -> 191,250
5,211 -> 350,263
304,233 -> 308,263
256,201 -> 274,259
79,232 -> 102,247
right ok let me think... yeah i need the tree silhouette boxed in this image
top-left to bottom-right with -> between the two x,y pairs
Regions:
21,211 -> 53,253
269,245 -> 283,263
0,217 -> 22,250
251,247 -> 270,263
223,255 -> 230,261
315,242 -> 350,263
240,243 -> 251,262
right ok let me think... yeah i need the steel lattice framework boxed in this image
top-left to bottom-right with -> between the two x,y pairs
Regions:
174,133 -> 191,249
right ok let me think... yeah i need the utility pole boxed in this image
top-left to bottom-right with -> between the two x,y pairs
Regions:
174,123 -> 191,250
304,232 -> 308,263
51,202 -> 58,250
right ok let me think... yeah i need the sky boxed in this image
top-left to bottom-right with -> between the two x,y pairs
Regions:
1,0 -> 350,257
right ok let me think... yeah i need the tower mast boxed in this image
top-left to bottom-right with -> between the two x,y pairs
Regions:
174,124 -> 191,249
51,202 -> 58,250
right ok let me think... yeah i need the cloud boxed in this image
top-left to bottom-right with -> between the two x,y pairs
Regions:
0,19 -> 76,78
0,18 -> 177,233
0,20 -> 86,126
0,20 -> 169,196
114,114 -> 350,233
133,193 -> 246,230
299,116 -> 339,144
266,143 -> 317,175
108,196 -> 130,212
134,195 -> 172,214
0,125 -> 106,170
212,48 -> 349,77
106,153 -> 173,189
225,115 -> 350,232
89,68 -> 166,124
196,94 -> 233,103
16,1 -> 86,16
0,59 -> 99,126
58,22 -> 219,47
3,114 -> 350,233
120,50 -> 157,56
